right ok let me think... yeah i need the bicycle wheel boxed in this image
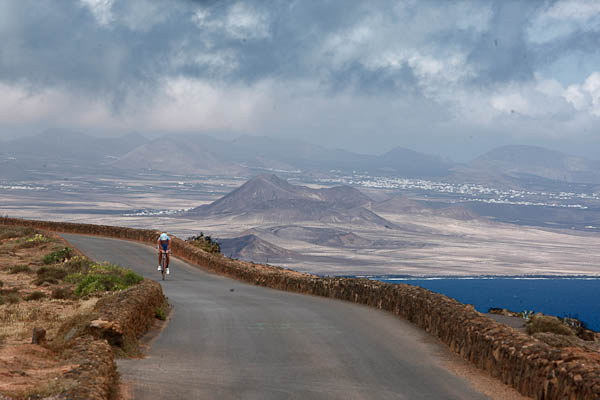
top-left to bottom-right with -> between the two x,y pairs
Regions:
161,253 -> 166,280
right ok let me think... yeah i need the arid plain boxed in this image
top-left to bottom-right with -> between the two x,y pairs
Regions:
2,174 -> 600,277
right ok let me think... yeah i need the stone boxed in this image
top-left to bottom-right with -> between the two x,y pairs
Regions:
64,327 -> 78,342
90,319 -> 113,330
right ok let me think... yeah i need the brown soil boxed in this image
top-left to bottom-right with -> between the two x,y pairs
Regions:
0,228 -> 91,398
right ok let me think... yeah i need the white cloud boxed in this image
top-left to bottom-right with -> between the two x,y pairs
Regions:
193,2 -> 270,40
563,72 -> 600,115
0,83 -> 116,130
225,2 -> 270,40
545,0 -> 600,21
79,0 -> 115,26
528,0 -> 600,43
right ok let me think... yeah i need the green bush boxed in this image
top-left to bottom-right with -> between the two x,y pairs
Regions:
43,247 -> 74,265
9,265 -> 32,274
16,233 -> 51,248
62,256 -> 93,274
25,291 -> 46,301
155,304 -> 168,321
186,232 -> 221,254
67,262 -> 143,297
526,315 -> 575,336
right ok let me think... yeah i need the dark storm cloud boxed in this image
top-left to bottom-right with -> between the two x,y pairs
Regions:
0,0 -> 553,99
464,1 -> 542,85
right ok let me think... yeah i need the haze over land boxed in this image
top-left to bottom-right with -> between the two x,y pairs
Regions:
2,132 -> 600,277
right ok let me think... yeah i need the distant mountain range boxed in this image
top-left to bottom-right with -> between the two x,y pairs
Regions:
464,145 -> 600,185
3,130 -> 600,187
2,129 -> 146,162
113,133 -> 454,178
187,174 -> 395,227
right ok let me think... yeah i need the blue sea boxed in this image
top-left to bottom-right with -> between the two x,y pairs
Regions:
368,276 -> 600,331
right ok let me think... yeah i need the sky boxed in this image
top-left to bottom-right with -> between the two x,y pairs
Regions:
1,0 -> 600,161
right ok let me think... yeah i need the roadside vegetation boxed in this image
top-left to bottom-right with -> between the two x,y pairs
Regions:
0,224 -> 146,398
186,232 -> 222,254
489,307 -> 598,350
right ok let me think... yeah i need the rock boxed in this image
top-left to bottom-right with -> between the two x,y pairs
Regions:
32,327 -> 46,344
90,319 -> 113,330
533,332 -> 579,348
64,327 -> 78,342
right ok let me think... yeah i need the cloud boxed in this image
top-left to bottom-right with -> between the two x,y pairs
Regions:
1,0 -> 600,159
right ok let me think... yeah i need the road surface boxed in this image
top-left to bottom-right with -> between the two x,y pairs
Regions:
63,234 -> 490,400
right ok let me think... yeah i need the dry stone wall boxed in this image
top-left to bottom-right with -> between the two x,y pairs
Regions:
2,217 -> 599,399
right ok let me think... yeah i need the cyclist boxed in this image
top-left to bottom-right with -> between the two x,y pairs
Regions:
157,232 -> 171,275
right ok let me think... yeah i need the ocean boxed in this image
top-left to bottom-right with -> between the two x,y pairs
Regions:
369,276 -> 600,331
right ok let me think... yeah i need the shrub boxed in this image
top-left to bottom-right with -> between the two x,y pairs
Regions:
51,286 -> 74,300
186,232 -> 221,254
3,292 -> 20,304
43,247 -> 74,265
35,266 -> 68,285
0,226 -> 36,240
9,265 -> 32,274
23,233 -> 50,245
25,291 -> 46,301
62,256 -> 93,274
155,304 -> 168,321
67,262 -> 143,297
526,315 -> 575,336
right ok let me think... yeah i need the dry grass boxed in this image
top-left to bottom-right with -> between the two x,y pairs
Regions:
0,225 -> 96,397
526,315 -> 575,336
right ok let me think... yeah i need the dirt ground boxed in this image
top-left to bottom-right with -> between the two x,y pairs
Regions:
0,227 -> 94,398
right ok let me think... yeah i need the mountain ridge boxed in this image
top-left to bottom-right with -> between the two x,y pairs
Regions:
187,174 -> 395,227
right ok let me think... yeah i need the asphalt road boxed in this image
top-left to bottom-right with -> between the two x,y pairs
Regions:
62,234 -> 490,400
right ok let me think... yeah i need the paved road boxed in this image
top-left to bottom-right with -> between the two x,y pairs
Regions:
63,234 -> 489,400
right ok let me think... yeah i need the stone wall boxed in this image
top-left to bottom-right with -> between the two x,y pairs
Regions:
2,217 -> 599,399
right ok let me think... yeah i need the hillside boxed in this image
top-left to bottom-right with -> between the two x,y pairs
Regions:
108,133 -> 457,177
113,139 -> 244,175
461,145 -> 600,185
376,147 -> 454,177
266,226 -> 374,248
218,234 -> 298,262
3,130 -> 147,162
187,174 -> 394,227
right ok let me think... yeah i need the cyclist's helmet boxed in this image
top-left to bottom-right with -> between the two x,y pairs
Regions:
159,233 -> 169,241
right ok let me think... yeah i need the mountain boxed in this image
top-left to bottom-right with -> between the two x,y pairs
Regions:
191,174 -> 371,215
462,145 -> 600,185
113,138 -> 245,175
4,130 -> 148,162
375,147 -> 455,177
218,234 -> 297,262
111,133 -> 457,178
266,226 -> 374,248
187,174 -> 394,227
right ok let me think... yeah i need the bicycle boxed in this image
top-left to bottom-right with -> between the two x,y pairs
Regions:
159,250 -> 170,280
